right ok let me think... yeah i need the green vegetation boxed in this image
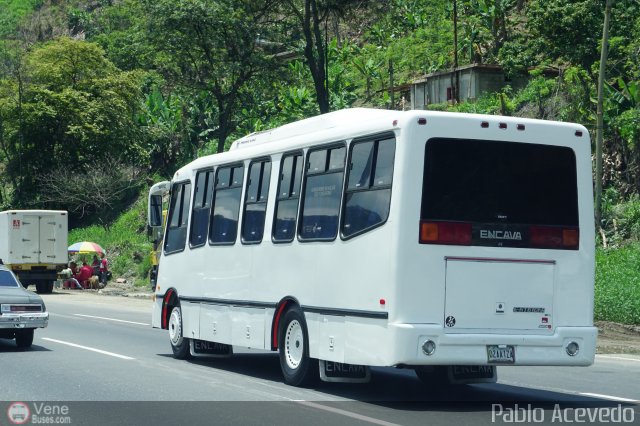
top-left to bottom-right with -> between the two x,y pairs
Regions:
595,244 -> 640,325
0,0 -> 42,38
0,0 -> 639,323
68,194 -> 152,288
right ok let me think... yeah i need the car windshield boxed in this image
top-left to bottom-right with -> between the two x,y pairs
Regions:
0,270 -> 20,287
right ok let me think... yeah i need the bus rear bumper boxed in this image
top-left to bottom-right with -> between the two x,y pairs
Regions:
390,324 -> 597,367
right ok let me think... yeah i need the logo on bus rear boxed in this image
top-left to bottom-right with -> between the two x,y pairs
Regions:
445,316 -> 456,327
480,230 -> 522,241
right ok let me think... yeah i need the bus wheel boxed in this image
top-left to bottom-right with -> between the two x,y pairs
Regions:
168,305 -> 191,360
278,307 -> 318,387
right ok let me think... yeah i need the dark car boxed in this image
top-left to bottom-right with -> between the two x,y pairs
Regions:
0,265 -> 49,349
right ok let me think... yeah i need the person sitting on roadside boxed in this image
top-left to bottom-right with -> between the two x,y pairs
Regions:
63,262 -> 81,289
91,255 -> 100,275
74,262 -> 93,289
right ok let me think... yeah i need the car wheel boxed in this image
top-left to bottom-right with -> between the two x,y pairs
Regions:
15,329 -> 34,349
278,306 -> 318,387
168,305 -> 191,360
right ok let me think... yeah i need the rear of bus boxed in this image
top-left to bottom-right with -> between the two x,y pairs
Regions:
393,113 -> 596,369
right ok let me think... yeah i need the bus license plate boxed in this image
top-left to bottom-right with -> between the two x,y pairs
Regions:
487,345 -> 515,364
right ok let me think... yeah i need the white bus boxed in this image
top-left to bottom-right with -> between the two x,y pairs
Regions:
150,108 -> 596,387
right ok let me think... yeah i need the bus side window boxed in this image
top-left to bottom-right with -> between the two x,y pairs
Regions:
209,165 -> 244,245
242,160 -> 271,244
273,153 -> 303,242
299,145 -> 345,241
342,137 -> 395,238
164,181 -> 192,254
190,169 -> 214,248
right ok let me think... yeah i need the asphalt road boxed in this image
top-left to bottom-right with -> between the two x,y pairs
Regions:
1,292 -> 639,426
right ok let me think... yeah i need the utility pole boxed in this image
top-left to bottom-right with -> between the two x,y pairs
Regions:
389,60 -> 394,109
452,0 -> 460,103
595,0 -> 613,230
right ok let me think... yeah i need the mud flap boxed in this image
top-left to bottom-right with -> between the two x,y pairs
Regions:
448,365 -> 497,384
319,360 -> 371,383
189,339 -> 233,358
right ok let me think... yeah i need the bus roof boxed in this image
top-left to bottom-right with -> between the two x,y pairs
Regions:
229,108 -> 396,151
172,108 -> 587,182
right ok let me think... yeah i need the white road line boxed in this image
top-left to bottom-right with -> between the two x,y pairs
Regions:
42,338 -> 135,360
596,355 -> 640,363
74,314 -> 149,326
579,393 -> 638,403
296,401 -> 401,426
499,380 -> 638,404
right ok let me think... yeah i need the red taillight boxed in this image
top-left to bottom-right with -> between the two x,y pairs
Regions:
530,226 -> 579,249
420,221 -> 472,245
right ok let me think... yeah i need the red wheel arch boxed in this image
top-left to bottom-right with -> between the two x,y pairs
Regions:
271,297 -> 299,350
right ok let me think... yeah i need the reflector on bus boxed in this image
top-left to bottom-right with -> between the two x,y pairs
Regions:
530,226 -> 579,250
419,221 -> 472,245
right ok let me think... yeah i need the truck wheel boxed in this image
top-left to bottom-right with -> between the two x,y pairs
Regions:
168,305 -> 191,360
34,280 -> 53,294
278,306 -> 318,387
15,329 -> 34,349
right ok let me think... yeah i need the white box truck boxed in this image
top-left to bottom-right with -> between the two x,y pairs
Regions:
0,210 -> 68,293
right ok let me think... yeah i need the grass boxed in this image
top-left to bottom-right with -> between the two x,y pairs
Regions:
595,243 -> 640,325
68,195 -> 153,288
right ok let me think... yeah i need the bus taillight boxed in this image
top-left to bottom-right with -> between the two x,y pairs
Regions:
530,226 -> 579,250
419,221 -> 472,245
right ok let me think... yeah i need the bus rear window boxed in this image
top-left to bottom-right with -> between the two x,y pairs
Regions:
421,138 -> 579,249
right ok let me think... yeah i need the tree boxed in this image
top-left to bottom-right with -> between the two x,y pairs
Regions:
0,37 -> 145,206
142,0 -> 279,153
527,0 -> 604,70
36,155 -> 145,221
279,0 -> 370,114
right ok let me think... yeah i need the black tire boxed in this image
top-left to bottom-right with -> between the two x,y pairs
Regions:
15,329 -> 34,349
35,281 -> 46,294
168,305 -> 191,360
278,306 -> 318,387
45,280 -> 54,294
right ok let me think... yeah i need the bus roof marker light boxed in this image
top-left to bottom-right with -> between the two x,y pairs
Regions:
499,123 -> 507,129
575,130 -> 583,137
517,124 -> 525,131
392,119 -> 398,126
481,121 -> 489,128
379,299 -> 386,306
418,118 -> 427,125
